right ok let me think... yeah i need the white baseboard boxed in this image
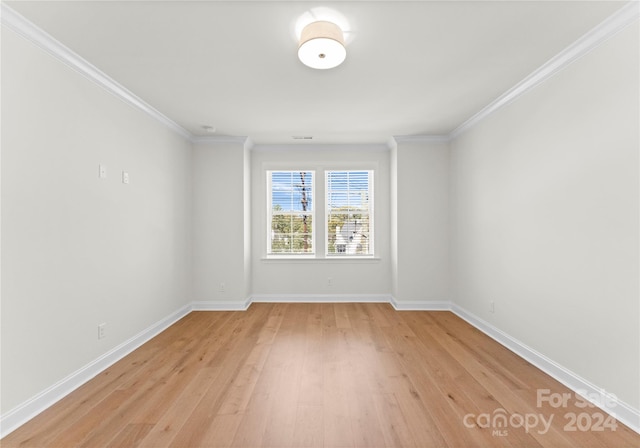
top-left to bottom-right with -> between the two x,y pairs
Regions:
450,304 -> 640,434
191,298 -> 252,311
3,298 -> 638,438
390,297 -> 452,310
251,294 -> 392,303
0,304 -> 192,439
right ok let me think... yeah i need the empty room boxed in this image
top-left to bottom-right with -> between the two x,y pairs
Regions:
1,0 -> 638,447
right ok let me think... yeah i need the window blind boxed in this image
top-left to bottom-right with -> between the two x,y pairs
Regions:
268,171 -> 314,254
326,170 -> 373,256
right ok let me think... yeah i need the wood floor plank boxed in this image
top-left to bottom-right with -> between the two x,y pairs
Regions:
2,304 -> 638,448
322,307 -> 356,447
231,365 -> 279,448
197,413 -> 243,448
334,303 -> 352,329
419,312 -> 580,447
167,305 -> 273,447
323,360 -> 356,447
298,305 -> 323,407
370,392 -> 417,447
384,315 -> 512,447
105,423 -> 154,448
135,366 -> 219,448
292,404 -> 324,448
3,325 -> 172,448
261,304 -> 307,447
132,311 -> 245,446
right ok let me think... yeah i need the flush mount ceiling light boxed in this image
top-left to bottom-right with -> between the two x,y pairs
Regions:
298,21 -> 346,70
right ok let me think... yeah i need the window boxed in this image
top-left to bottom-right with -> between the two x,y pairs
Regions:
267,171 -> 314,255
326,171 -> 373,256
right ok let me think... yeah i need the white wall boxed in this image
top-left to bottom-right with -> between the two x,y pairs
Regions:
192,140 -> 251,304
392,139 -> 449,305
1,29 -> 192,413
250,145 -> 391,297
450,22 -> 639,410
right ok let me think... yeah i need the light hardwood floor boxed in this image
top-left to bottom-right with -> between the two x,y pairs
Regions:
2,303 -> 638,447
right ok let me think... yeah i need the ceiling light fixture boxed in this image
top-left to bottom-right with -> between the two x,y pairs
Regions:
298,21 -> 346,70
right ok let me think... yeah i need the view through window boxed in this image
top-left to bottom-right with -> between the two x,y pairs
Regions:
267,170 -> 373,257
326,171 -> 373,256
267,171 -> 314,255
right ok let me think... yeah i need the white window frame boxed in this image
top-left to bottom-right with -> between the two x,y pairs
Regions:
266,170 -> 316,257
325,170 -> 374,258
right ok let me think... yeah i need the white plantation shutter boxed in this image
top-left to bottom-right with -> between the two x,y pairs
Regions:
326,171 -> 373,256
267,171 -> 314,255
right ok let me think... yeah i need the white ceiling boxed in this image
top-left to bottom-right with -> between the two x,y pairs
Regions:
6,1 -> 626,144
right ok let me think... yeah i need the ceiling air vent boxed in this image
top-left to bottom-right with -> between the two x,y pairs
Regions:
292,136 -> 313,140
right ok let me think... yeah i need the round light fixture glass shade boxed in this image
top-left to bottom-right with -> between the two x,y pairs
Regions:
298,21 -> 346,69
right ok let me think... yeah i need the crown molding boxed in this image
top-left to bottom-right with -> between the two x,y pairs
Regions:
450,1 -> 639,140
1,3 -> 192,140
392,134 -> 451,144
251,142 -> 390,152
191,135 -> 250,145
2,1 -> 638,146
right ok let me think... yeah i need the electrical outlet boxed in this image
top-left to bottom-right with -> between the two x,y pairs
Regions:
327,277 -> 333,287
98,323 -> 107,339
99,164 -> 107,179
219,282 -> 225,292
122,171 -> 130,184
489,301 -> 495,313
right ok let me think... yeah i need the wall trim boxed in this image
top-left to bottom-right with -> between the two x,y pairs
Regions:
450,1 -> 640,140
390,297 -> 452,311
392,135 -> 451,144
2,299 -> 638,437
450,304 -> 640,434
191,135 -> 250,145
0,3 -> 192,140
0,303 -> 192,439
251,143 -> 391,152
191,299 -> 252,311
251,294 -> 392,303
